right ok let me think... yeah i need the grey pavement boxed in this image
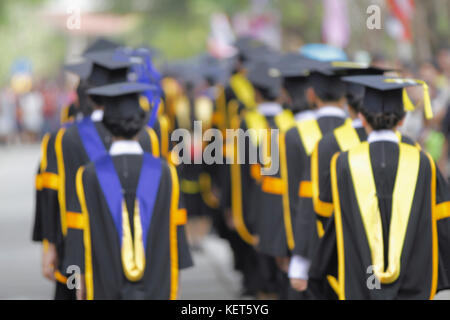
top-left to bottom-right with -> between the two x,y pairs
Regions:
0,143 -> 448,300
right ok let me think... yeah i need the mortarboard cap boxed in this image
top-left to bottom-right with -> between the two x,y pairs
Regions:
309,61 -> 389,102
234,36 -> 271,62
87,82 -> 157,119
87,50 -> 132,87
64,61 -> 92,80
342,75 -> 433,118
247,60 -> 282,99
82,38 -> 121,56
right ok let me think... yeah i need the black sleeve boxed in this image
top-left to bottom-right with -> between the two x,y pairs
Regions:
32,166 -> 43,242
316,137 -> 338,206
436,164 -> 450,205
63,166 -> 89,274
176,171 -> 193,270
40,133 -> 61,244
285,128 -> 303,223
308,214 -> 339,299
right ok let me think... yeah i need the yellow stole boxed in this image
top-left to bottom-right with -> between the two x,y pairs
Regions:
348,142 -> 420,284
230,73 -> 256,110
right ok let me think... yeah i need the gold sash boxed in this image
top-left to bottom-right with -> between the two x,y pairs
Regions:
348,142 -> 420,284
230,73 -> 256,110
297,119 -> 322,156
334,119 -> 361,151
121,200 -> 146,282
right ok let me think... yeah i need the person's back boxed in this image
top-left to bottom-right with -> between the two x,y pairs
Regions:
72,82 -> 192,300
308,75 -> 450,300
329,138 -> 442,299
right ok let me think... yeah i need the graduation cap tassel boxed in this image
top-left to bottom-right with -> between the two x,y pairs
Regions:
402,88 -> 415,111
416,80 -> 433,119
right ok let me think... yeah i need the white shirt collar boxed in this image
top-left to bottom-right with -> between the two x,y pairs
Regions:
257,102 -> 283,116
316,106 -> 347,119
90,109 -> 104,122
294,110 -> 316,122
109,140 -> 143,156
367,130 -> 399,144
352,118 -> 363,128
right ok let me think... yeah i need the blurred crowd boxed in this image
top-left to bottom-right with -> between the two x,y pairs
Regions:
372,48 -> 450,176
2,47 -> 450,178
0,78 -> 74,145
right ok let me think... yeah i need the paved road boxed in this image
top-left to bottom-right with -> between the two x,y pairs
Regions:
0,144 -> 448,300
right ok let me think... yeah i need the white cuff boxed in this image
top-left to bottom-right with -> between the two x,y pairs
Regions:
288,255 -> 311,280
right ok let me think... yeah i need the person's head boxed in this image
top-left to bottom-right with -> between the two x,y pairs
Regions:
360,107 -> 405,131
345,82 -> 365,117
88,82 -> 155,140
102,106 -> 146,139
283,77 -> 312,113
309,72 -> 346,107
343,75 -> 428,132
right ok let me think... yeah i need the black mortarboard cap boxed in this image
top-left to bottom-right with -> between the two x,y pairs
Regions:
82,38 -> 121,56
247,60 -> 282,99
64,61 -> 92,80
341,65 -> 390,110
277,53 -> 327,78
309,61 -> 388,101
234,36 -> 270,62
87,82 -> 157,119
342,75 -> 429,115
87,50 -> 132,87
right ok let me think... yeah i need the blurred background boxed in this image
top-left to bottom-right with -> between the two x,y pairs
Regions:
0,0 -> 449,151
0,0 -> 449,299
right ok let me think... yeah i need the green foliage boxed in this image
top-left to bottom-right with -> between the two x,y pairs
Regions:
0,1 -> 65,84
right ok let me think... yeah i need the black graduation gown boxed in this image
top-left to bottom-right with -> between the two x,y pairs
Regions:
46,120 -> 159,280
253,115 -> 296,258
313,125 -> 419,224
290,115 -> 346,260
308,141 -> 450,300
75,153 -> 192,299
153,115 -> 171,158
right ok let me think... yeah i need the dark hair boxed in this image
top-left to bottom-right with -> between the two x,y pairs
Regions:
346,93 -> 363,113
284,79 -> 309,113
102,109 -> 146,139
76,81 -> 93,116
314,87 -> 345,102
361,108 -> 405,130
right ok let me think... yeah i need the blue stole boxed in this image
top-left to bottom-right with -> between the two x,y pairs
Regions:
94,152 -> 162,250
77,117 -> 107,162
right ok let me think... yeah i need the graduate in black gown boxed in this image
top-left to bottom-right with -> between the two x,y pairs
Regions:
41,50 -> 161,299
286,63 -> 383,296
286,64 -> 348,295
72,82 -> 192,299
308,75 -> 450,299
231,60 -> 295,297
312,72 -> 420,222
260,54 -> 321,299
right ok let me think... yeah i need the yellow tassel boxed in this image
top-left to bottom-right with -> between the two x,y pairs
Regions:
416,80 -> 433,119
402,88 -> 415,111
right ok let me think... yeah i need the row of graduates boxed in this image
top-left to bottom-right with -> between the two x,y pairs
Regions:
32,39 -> 193,300
206,38 -> 450,299
32,35 -> 450,300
